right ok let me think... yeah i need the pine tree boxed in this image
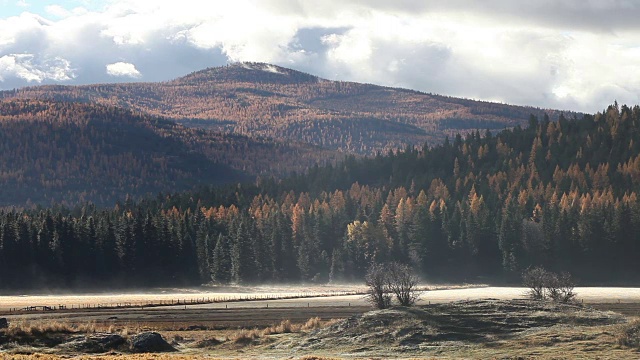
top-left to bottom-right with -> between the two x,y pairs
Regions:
231,219 -> 255,284
211,234 -> 231,283
329,247 -> 345,283
498,196 -> 523,275
195,221 -> 211,282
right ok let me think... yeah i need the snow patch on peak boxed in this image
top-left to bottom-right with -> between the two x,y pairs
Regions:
237,62 -> 285,75
262,64 -> 283,74
239,62 -> 255,70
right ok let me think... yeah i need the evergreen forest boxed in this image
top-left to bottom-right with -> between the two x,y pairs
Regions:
1,103 -> 639,289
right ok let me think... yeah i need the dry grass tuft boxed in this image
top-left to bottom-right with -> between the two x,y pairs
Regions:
226,316 -> 341,343
193,337 -> 223,348
3,320 -> 99,337
227,328 -> 262,345
4,355 -> 225,359
262,319 -> 294,335
0,319 -> 149,345
113,321 -> 157,337
262,317 -> 319,335
615,318 -> 640,348
301,317 -> 322,331
299,317 -> 340,331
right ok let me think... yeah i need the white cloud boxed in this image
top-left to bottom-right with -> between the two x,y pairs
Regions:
0,54 -> 74,82
0,0 -> 640,112
106,61 -> 141,78
45,5 -> 72,18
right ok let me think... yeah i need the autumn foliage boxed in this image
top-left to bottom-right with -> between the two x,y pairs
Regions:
1,62 -> 571,155
0,99 -> 341,206
0,103 -> 639,289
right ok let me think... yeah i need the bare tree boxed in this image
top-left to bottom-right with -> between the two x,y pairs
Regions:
547,272 -> 577,303
522,266 -> 549,300
387,262 -> 420,307
365,263 -> 392,309
522,266 -> 577,303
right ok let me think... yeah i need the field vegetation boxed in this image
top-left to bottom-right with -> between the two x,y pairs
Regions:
1,298 -> 638,359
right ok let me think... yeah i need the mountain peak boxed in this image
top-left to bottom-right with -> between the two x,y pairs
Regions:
234,62 -> 287,74
173,62 -> 320,85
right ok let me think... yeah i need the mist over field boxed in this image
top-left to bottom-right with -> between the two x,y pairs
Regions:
4,285 -> 640,312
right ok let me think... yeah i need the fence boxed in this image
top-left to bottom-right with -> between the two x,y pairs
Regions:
5,290 -> 366,313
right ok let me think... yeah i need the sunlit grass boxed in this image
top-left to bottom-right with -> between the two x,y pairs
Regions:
4,319 -> 99,337
615,317 -> 640,348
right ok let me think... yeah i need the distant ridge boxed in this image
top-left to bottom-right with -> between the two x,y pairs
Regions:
0,62 -> 576,155
174,62 -> 321,85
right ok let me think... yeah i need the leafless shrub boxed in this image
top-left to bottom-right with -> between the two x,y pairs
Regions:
522,266 -> 549,300
547,272 -> 577,304
365,262 -> 392,309
365,262 -> 420,308
522,266 -> 577,303
387,262 -> 420,307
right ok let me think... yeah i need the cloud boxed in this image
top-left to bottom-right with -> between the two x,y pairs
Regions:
106,61 -> 141,78
45,5 -> 72,18
0,53 -> 75,83
0,0 -> 639,113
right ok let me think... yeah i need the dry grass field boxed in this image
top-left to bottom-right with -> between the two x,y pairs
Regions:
0,284 -> 371,312
2,286 -> 640,359
4,285 -> 640,313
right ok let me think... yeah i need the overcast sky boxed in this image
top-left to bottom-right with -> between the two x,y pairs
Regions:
1,0 -> 639,113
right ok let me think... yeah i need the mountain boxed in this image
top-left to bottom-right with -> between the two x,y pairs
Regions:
0,99 -> 340,207
1,62 -> 574,155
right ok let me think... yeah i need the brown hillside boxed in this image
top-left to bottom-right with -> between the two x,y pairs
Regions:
0,99 -> 341,206
1,62 -> 573,155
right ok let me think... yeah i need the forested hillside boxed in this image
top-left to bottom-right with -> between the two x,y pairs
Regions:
0,103 -> 638,289
0,99 -> 340,207
1,62 -> 572,155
